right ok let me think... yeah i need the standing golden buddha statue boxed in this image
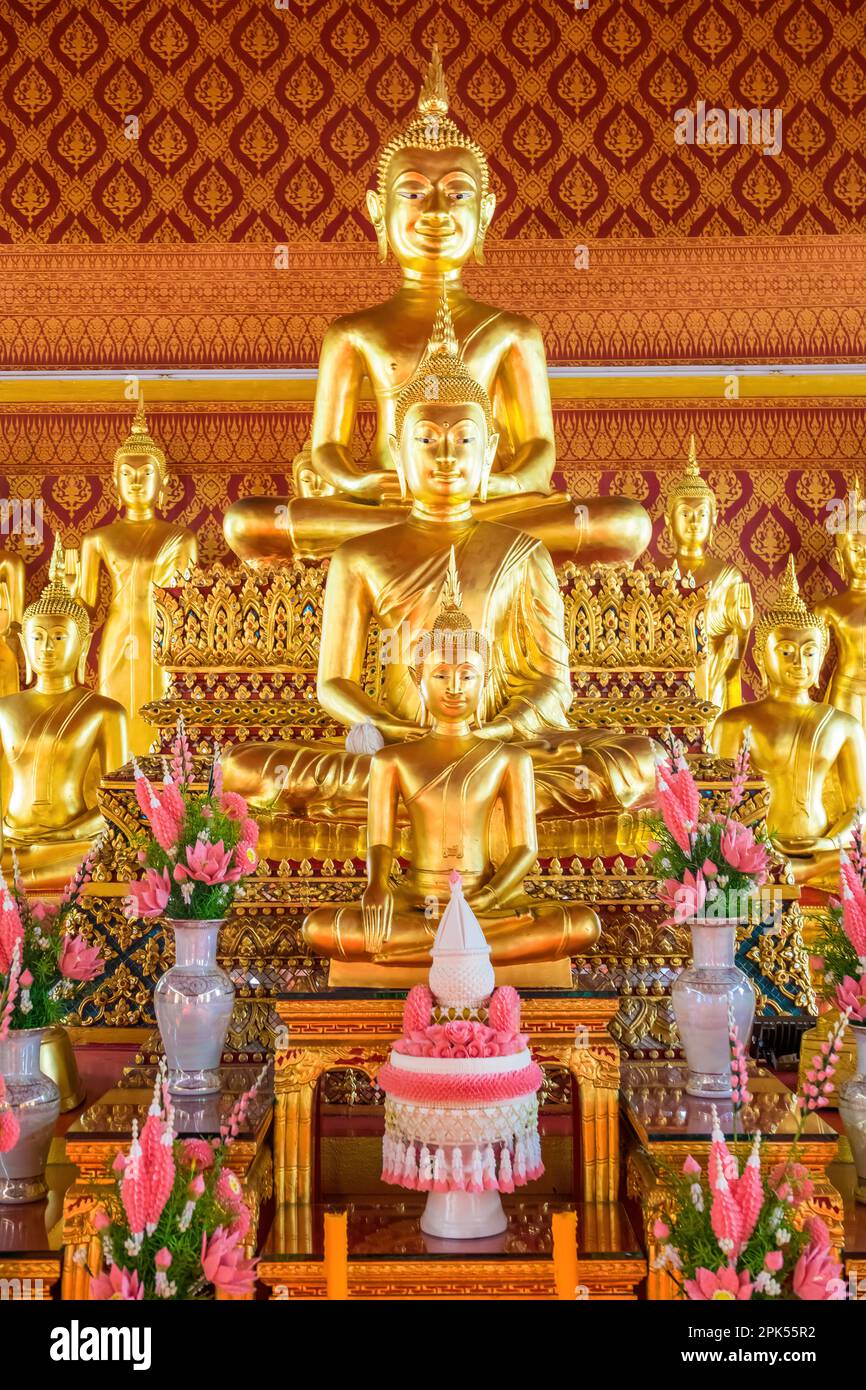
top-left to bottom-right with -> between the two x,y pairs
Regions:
0,537 -> 128,888
0,550 -> 24,697
223,47 -> 650,568
711,555 -> 866,884
665,437 -> 753,713
74,396 -> 198,756
816,482 -> 866,737
223,296 -> 657,832
303,550 -> 600,977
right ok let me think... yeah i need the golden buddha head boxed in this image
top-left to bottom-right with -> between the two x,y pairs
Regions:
834,481 -> 866,582
22,536 -> 91,682
113,393 -> 168,511
754,555 -> 828,693
367,46 -> 495,270
390,289 -> 498,504
410,547 -> 488,723
665,436 -> 718,555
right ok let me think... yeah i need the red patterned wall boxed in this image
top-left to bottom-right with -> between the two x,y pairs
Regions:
0,0 -> 865,243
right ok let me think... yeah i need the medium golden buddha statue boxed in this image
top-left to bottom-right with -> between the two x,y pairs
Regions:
303,554 -> 600,973
0,551 -> 24,698
816,485 -> 866,737
74,396 -> 197,756
223,47 -> 650,568
665,437 -> 752,713
223,300 -> 657,833
711,555 -> 866,884
0,538 -> 128,888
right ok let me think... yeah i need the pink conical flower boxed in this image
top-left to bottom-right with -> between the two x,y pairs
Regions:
839,852 -> 866,957
0,876 -> 24,976
170,715 -> 195,787
731,1134 -> 763,1248
121,1069 -> 176,1236
708,1111 -> 738,1190
710,1169 -> 745,1260
655,766 -> 696,855
133,762 -> 184,854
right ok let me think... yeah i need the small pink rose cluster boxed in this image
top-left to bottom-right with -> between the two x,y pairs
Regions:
394,1017 -> 528,1059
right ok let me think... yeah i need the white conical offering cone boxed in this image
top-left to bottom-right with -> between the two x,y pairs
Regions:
428,870 -> 495,1008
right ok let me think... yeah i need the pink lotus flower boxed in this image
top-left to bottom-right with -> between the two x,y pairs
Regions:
793,1241 -> 845,1300
764,1250 -> 783,1272
174,837 -> 235,886
90,1264 -> 144,1301
682,1155 -> 701,1176
155,1247 -> 172,1271
126,866 -> 171,920
201,1226 -> 257,1297
684,1266 -> 753,1300
58,934 -> 102,983
658,869 -> 707,924
720,821 -> 768,881
836,974 -> 866,1023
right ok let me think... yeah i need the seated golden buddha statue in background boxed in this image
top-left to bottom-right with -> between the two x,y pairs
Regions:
223,47 -> 650,568
711,555 -> 866,885
222,297 -> 658,834
0,538 -> 128,888
665,437 -> 752,713
816,483 -> 866,738
303,554 -> 600,975
73,396 -> 198,756
0,550 -> 24,698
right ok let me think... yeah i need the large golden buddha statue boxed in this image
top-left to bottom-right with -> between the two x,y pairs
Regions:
223,47 -> 650,568
223,299 -> 657,833
0,539 -> 128,888
711,555 -> 866,884
665,437 -> 752,713
0,550 -> 24,698
74,396 -> 198,756
303,553 -> 600,974
816,484 -> 866,737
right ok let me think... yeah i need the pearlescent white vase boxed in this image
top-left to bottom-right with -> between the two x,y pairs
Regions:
154,918 -> 234,1096
839,1025 -> 866,1205
672,919 -> 755,1099
0,1027 -> 60,1204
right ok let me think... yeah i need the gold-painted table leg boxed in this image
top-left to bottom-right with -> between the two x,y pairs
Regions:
568,1040 -> 621,1203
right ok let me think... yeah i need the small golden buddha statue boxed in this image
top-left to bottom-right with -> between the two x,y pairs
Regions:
74,395 -> 197,756
0,550 -> 24,698
303,555 -> 600,974
223,300 -> 657,830
223,47 -> 650,568
711,555 -> 866,884
816,482 -> 866,737
0,538 -> 128,888
665,437 -> 753,713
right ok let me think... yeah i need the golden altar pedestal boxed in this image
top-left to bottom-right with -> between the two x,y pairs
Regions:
60,1062 -> 274,1300
272,990 -> 621,1206
258,1198 -> 646,1301
622,1060 -> 843,1300
0,1162 -> 69,1301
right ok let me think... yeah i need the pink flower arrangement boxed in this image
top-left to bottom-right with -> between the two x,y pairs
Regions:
650,728 -> 771,927
0,845 -> 104,1031
815,815 -> 866,1022
394,1018 -> 528,1059
91,1059 -> 264,1301
654,1020 -> 848,1301
124,717 -> 259,924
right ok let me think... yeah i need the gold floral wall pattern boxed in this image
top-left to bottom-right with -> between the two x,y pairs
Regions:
0,0 -> 864,242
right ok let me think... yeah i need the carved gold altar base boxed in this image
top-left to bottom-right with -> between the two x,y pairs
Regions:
60,1063 -> 274,1300
258,1199 -> 646,1301
0,1256 -> 60,1301
273,993 -> 620,1207
622,1061 -> 843,1300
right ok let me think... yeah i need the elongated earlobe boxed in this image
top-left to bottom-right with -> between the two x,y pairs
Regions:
366,190 -> 388,264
